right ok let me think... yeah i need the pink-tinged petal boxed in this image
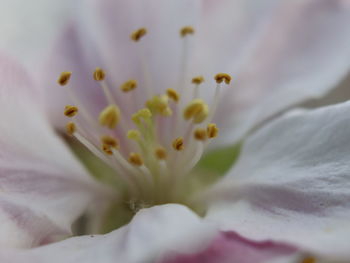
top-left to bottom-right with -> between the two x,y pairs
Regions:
206,0 -> 350,145
162,231 -> 297,263
0,204 -> 217,263
204,101 -> 350,260
0,54 -> 108,248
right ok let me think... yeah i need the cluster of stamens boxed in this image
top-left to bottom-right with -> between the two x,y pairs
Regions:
57,26 -> 231,205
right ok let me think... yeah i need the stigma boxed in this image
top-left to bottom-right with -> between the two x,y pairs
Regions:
58,26 -> 231,204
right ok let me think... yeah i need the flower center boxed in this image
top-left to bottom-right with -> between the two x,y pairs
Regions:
57,26 -> 231,216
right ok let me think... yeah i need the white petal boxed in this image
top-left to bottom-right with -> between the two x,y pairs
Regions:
205,101 -> 350,260
0,204 -> 216,263
209,0 -> 350,145
0,0 -> 73,69
0,54 -> 108,248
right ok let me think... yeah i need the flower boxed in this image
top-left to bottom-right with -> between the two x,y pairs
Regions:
1,0 -> 350,262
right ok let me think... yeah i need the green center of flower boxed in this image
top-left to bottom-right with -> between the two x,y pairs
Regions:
57,26 -> 231,232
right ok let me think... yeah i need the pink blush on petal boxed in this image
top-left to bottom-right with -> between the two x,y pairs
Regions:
161,231 -> 297,263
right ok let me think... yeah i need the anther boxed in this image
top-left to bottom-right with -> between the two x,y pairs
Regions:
64,105 -> 78,117
93,67 -> 106,81
194,128 -> 207,141
172,137 -> 184,151
183,99 -> 209,124
215,73 -> 232,84
99,104 -> 121,129
155,147 -> 167,160
65,121 -> 76,136
302,257 -> 316,263
57,71 -> 72,86
130,28 -> 147,42
102,144 -> 113,155
128,153 -> 144,166
120,80 -> 137,92
166,88 -> 180,103
192,76 -> 204,85
127,130 -> 141,141
207,123 -> 219,138
101,135 -> 119,148
180,26 -> 195,37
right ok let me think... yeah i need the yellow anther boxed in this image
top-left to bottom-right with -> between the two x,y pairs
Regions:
64,105 -> 78,118
128,153 -> 144,166
155,147 -> 167,160
215,73 -> 232,84
207,123 -> 219,138
120,80 -> 137,92
102,144 -> 113,155
99,104 -> 121,129
146,95 -> 172,116
302,257 -> 316,263
194,128 -> 207,141
127,129 -> 141,141
183,99 -> 209,124
180,26 -> 195,37
65,121 -> 76,136
57,71 -> 72,86
166,88 -> 180,103
192,76 -> 204,85
93,67 -> 106,81
130,28 -> 147,42
101,135 -> 119,148
172,137 -> 184,151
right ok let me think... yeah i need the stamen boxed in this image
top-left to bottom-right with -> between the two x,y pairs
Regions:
214,73 -> 232,84
183,99 -> 209,124
172,137 -> 184,151
130,28 -> 147,42
93,67 -> 106,81
93,68 -> 116,105
207,73 -> 231,123
155,147 -> 167,160
207,123 -> 219,138
102,144 -> 113,155
101,135 -> 119,148
178,26 -> 195,94
192,76 -> 204,98
128,153 -> 144,166
194,128 -> 207,141
64,105 -> 78,117
166,88 -> 180,103
120,80 -> 138,93
65,121 -> 76,136
57,71 -> 72,86
180,26 -> 195,37
99,104 -> 121,129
